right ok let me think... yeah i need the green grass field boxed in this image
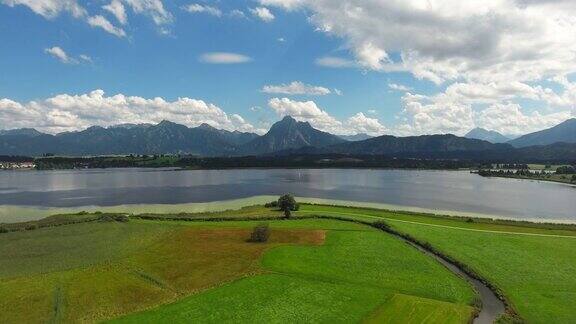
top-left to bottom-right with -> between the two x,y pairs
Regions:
297,204 -> 576,323
2,201 -> 575,323
112,219 -> 475,323
0,219 -> 325,322
0,214 -> 476,323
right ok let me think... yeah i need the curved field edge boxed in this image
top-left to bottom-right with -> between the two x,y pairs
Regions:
118,202 -> 576,323
111,220 -> 477,324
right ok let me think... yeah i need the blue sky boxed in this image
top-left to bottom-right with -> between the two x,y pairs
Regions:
0,1 -> 574,136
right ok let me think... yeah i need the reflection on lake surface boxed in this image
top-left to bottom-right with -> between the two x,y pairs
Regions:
0,168 -> 574,221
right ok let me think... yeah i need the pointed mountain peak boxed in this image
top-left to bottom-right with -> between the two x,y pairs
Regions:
197,123 -> 217,131
271,116 -> 314,131
157,120 -> 177,126
465,127 -> 509,143
281,115 -> 296,122
156,120 -> 189,130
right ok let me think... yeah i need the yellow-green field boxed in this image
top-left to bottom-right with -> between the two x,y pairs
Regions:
2,201 -> 575,323
1,212 -> 476,323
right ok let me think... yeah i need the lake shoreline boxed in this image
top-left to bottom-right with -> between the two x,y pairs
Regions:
1,169 -> 573,223
3,196 -> 576,227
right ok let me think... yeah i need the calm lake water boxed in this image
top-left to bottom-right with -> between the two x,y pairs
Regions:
0,168 -> 574,221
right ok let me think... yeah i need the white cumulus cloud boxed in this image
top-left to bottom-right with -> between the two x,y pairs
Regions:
44,46 -> 91,65
1,0 -> 86,18
267,97 -> 387,136
249,7 -> 275,22
182,3 -> 222,17
475,103 -> 574,136
315,56 -> 357,69
87,15 -> 126,37
44,46 -> 75,64
388,83 -> 411,92
262,81 -> 332,96
2,0 -> 171,36
346,112 -> 387,136
103,0 -> 127,25
199,52 -> 252,64
265,0 -> 576,135
0,90 -> 259,134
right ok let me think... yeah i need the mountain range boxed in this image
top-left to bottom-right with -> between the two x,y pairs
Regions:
0,121 -> 254,156
465,128 -> 510,143
242,116 -> 345,155
339,133 -> 373,141
508,119 -> 576,148
1,116 -> 575,160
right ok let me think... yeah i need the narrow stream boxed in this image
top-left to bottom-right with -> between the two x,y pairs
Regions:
405,241 -> 506,323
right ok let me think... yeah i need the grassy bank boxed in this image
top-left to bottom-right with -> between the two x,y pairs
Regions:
0,212 -> 476,323
0,196 -> 278,224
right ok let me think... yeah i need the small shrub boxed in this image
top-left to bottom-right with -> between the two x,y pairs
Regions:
94,211 -> 102,215
248,224 -> 270,243
77,211 -> 89,215
372,221 -> 391,231
99,214 -> 129,223
114,214 -> 130,222
0,226 -> 9,234
98,215 -> 115,222
264,201 -> 278,208
466,218 -> 474,223
24,224 -> 38,231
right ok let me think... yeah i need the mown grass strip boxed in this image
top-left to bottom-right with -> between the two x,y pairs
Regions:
296,210 -> 576,239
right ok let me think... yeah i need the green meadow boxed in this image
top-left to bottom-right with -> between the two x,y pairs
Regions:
113,219 -> 475,324
1,201 -> 575,323
297,204 -> 576,323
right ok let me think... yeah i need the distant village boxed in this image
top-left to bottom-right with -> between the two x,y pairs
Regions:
0,161 -> 36,170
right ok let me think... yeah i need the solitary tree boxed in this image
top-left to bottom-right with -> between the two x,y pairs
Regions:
278,194 -> 297,218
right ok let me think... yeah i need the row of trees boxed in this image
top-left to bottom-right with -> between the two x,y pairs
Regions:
478,169 -> 576,183
556,165 -> 576,174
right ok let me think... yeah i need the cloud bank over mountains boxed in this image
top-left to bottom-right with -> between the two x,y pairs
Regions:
261,0 -> 576,135
0,90 -> 259,134
2,0 -> 575,137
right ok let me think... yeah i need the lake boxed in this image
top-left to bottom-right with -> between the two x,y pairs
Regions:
0,168 -> 574,222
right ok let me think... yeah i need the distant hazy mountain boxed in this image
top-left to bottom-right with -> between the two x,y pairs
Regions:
339,133 -> 373,141
317,134 -> 511,156
0,121 -> 259,156
508,119 -> 576,148
465,128 -> 510,143
0,128 -> 44,137
241,116 -> 346,155
2,117 -> 575,161
108,123 -> 153,130
196,123 -> 259,146
515,142 -> 576,161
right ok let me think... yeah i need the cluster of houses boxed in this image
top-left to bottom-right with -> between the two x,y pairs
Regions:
0,161 -> 36,170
